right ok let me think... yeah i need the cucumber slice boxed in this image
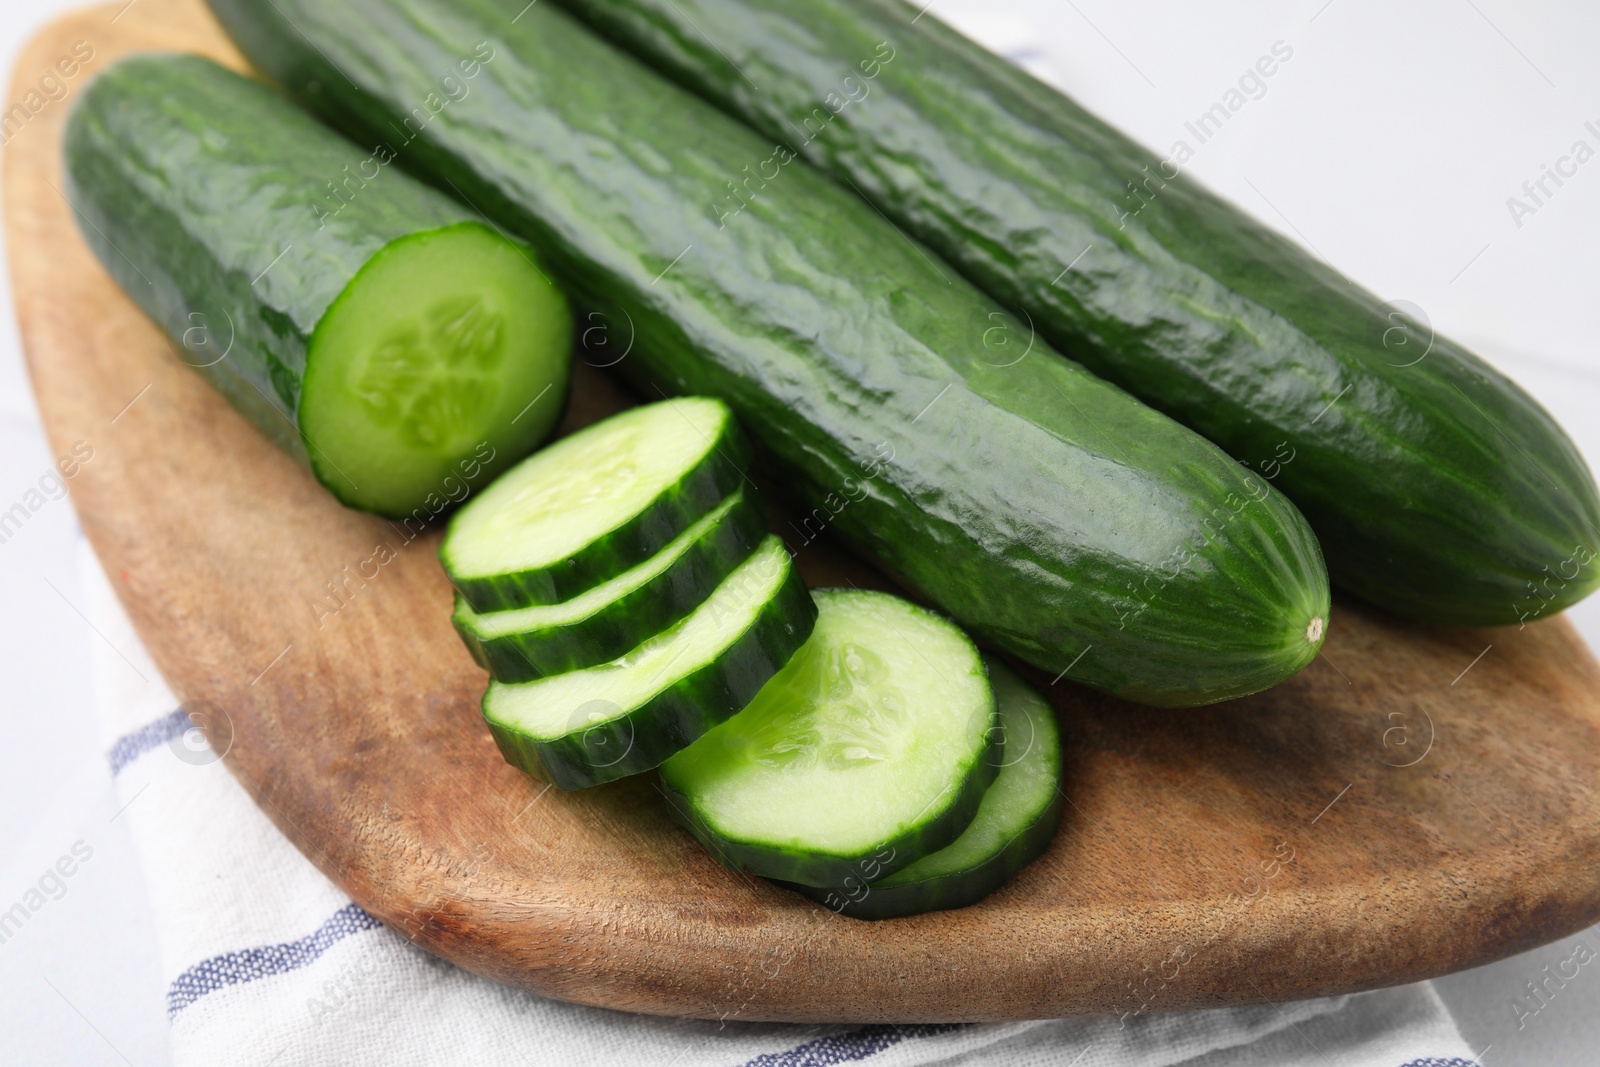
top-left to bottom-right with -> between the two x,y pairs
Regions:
302,222 -> 572,516
787,659 -> 1063,920
442,397 -> 749,610
452,487 -> 767,681
660,589 -> 998,887
483,536 -> 814,788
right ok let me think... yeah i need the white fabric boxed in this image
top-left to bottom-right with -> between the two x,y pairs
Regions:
83,542 -> 1476,1067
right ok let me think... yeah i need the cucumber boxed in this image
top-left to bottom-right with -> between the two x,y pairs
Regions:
482,536 -> 814,788
551,0 -> 1600,626
440,397 -> 750,611
62,53 -> 571,518
208,0 -> 1331,706
452,487 -> 767,680
660,589 -> 998,887
785,659 -> 1062,920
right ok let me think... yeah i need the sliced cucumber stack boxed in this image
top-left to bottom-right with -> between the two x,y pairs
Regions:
441,397 -> 750,610
444,399 -> 817,788
483,536 -> 815,789
452,488 -> 767,681
441,400 -> 1061,904
787,659 -> 1063,920
660,589 -> 999,887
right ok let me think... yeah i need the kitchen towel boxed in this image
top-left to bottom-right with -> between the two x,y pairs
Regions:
84,540 -> 1479,1067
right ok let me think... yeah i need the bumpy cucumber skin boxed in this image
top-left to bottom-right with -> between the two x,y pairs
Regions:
483,542 -> 815,789
553,0 -> 1600,627
442,409 -> 753,612
660,721 -> 999,889
783,660 -> 1063,919
208,0 -> 1331,705
453,487 -> 768,680
62,54 -> 496,506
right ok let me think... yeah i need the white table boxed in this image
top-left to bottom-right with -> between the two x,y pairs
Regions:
2,0 -> 1596,1061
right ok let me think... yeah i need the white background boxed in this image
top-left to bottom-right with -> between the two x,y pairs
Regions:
2,0 -> 1599,1062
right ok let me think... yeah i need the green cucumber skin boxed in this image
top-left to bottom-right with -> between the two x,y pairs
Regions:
208,0 -> 1331,706
484,551 -> 816,789
443,418 -> 753,613
62,54 -> 471,485
789,793 -> 1063,921
660,723 -> 999,889
453,487 -> 769,680
552,0 -> 1600,626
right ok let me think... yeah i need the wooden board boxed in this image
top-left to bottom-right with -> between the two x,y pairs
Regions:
9,0 -> 1600,1023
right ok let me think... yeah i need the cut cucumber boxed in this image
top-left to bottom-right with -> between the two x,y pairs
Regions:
483,536 -> 814,788
62,54 -> 570,518
453,487 -> 767,681
660,589 -> 998,887
442,397 -> 749,610
787,659 -> 1063,920
302,222 -> 571,515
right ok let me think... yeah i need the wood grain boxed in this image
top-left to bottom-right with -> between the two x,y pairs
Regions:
9,0 -> 1600,1022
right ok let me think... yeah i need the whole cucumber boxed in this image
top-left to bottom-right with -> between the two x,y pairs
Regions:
207,0 -> 1330,706
552,0 -> 1600,627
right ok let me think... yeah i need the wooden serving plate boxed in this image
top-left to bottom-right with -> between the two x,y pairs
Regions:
10,0 -> 1600,1023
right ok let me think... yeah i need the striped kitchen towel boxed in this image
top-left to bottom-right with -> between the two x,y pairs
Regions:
84,539 -> 1479,1067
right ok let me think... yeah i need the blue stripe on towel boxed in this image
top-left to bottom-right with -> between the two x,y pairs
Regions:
740,1024 -> 966,1067
737,1029 -> 1471,1067
167,902 -> 383,1017
107,707 -> 190,776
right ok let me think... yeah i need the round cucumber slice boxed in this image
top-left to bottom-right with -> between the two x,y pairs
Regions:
301,221 -> 571,517
482,536 -> 815,789
660,589 -> 999,888
786,658 -> 1063,920
442,396 -> 750,610
453,487 -> 768,680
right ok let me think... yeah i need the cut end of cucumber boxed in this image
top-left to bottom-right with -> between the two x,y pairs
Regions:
300,221 -> 571,517
442,396 -> 733,591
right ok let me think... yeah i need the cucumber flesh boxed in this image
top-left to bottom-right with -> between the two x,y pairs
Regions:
790,658 -> 1063,920
304,222 -> 570,515
661,589 -> 998,887
483,536 -> 814,788
452,487 -> 767,680
442,397 -> 748,610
